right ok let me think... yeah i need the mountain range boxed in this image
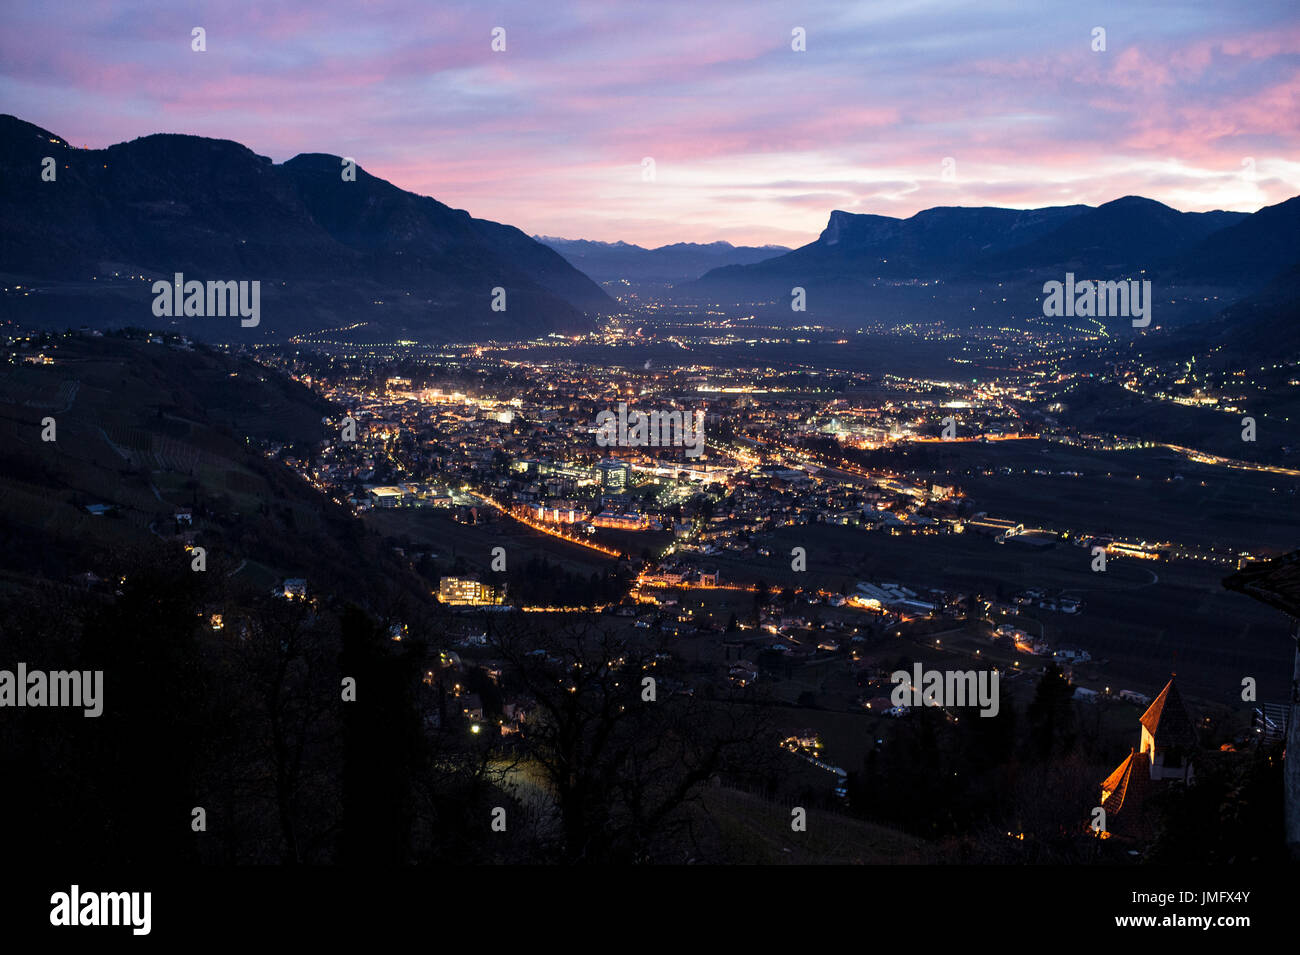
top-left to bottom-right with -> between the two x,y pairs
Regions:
3,113 -> 1297,338
688,195 -> 1300,328
0,115 -> 611,342
536,237 -> 789,284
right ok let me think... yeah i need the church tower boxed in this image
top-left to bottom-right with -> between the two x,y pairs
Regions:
1098,675 -> 1198,839
1138,676 -> 1197,784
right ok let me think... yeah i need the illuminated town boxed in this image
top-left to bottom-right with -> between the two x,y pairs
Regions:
2,3 -> 1297,927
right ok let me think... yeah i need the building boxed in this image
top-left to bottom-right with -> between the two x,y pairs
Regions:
1137,678 -> 1198,783
366,486 -> 406,508
590,511 -> 649,530
967,514 -> 1021,538
782,729 -> 823,754
529,501 -> 584,524
1098,675 -> 1198,840
728,661 -> 758,687
438,576 -> 504,607
597,459 -> 629,492
855,581 -> 935,617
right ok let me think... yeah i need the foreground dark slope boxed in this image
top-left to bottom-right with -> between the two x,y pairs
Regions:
0,115 -> 611,342
0,331 -> 436,609
0,334 -> 457,865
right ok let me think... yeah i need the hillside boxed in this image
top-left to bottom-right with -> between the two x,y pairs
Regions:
1169,196 -> 1300,287
688,196 -> 1289,329
967,197 -> 1245,277
694,204 -> 1088,291
0,330 -> 436,609
0,115 -> 611,343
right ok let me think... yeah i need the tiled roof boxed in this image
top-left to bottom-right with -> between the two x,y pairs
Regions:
1100,748 -> 1147,817
1139,677 -> 1199,750
1102,750 -> 1135,805
1223,549 -> 1300,618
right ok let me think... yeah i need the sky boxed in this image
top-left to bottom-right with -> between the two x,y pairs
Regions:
3,0 -> 1298,247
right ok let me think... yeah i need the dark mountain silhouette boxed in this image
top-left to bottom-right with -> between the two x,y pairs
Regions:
1168,195 -> 1300,287
537,236 -> 789,284
688,195 -> 1294,328
972,196 -> 1247,276
1178,261 -> 1300,355
692,204 -> 1091,291
0,115 -> 611,341
695,198 -> 1256,290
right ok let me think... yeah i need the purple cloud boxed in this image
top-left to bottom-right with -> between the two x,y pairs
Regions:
2,0 -> 1297,246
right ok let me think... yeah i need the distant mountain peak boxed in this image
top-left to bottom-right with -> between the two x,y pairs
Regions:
536,236 -> 790,283
1102,194 -> 1168,208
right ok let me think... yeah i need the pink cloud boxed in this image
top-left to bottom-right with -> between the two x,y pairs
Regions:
2,1 -> 1297,246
